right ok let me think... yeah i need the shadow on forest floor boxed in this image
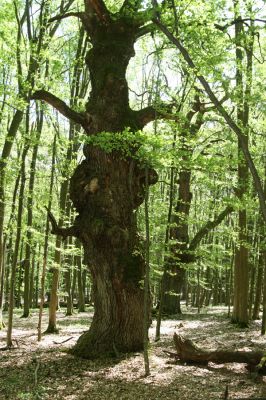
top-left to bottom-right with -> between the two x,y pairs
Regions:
0,306 -> 265,400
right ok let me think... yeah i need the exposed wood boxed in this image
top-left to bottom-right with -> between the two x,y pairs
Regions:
173,333 -> 265,370
53,337 -> 74,345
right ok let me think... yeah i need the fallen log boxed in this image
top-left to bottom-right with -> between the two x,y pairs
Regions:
173,333 -> 265,372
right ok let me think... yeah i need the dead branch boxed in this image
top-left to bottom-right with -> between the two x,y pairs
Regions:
173,333 -> 265,370
53,337 -> 74,345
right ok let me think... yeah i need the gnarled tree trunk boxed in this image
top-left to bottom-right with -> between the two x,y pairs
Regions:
33,2 -> 161,358
70,148 -> 157,358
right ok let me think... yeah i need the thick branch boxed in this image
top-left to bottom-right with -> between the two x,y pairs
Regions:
136,23 -> 157,38
134,103 -> 178,128
31,90 -> 86,127
215,18 -> 266,31
84,0 -> 111,24
46,207 -> 79,239
189,205 -> 233,251
49,11 -> 85,23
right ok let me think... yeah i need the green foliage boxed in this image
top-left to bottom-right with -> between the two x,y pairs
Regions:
0,0 -> 266,326
79,128 -> 172,168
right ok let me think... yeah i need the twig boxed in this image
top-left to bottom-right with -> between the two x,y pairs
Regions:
53,336 -> 74,345
162,350 -> 179,358
33,357 -> 40,386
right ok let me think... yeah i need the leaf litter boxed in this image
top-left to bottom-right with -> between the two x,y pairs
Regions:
0,306 -> 265,399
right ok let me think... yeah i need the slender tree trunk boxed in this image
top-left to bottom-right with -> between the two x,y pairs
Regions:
77,246 -> 85,313
163,167 -> 192,315
35,244 -> 41,308
23,108 -> 43,317
64,235 -> 74,316
16,242 -> 24,308
232,5 -> 253,326
3,246 -> 11,312
71,266 -> 77,307
260,163 -> 266,334
249,262 -> 255,319
163,107 -> 200,316
63,226 -> 74,316
38,133 -> 57,341
46,162 -> 70,331
29,250 -> 35,309
196,267 -> 201,313
82,270 -> 87,302
156,164 -> 175,340
7,141 -> 29,347
1,153 -> 21,317
261,253 -> 266,335
143,168 -> 150,376
0,110 -> 24,329
253,250 -> 264,320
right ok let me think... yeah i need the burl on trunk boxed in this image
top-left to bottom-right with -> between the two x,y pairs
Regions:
70,147 -> 157,358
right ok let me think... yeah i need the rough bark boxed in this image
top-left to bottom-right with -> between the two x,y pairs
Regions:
70,147 -> 157,358
34,2 -> 165,358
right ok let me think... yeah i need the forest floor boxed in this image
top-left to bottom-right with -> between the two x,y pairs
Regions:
0,306 -> 265,400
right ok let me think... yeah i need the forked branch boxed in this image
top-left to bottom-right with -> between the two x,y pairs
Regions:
45,207 -> 79,239
31,90 -> 86,127
84,0 -> 111,24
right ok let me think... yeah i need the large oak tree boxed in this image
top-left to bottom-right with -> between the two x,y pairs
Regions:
33,0 -> 167,358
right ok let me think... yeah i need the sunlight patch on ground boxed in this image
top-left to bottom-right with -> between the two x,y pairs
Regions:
0,307 -> 265,400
